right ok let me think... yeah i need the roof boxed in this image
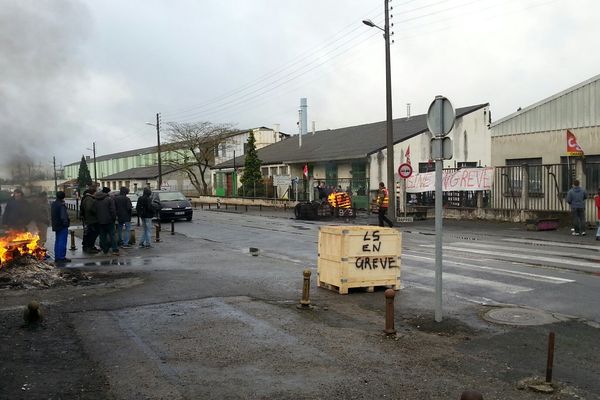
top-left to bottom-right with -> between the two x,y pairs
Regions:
66,127 -> 288,166
101,165 -> 180,180
214,104 -> 488,169
491,73 -> 600,130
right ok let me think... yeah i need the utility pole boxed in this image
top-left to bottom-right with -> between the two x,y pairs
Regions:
156,112 -> 163,188
384,0 -> 396,220
53,156 -> 58,195
92,142 -> 97,185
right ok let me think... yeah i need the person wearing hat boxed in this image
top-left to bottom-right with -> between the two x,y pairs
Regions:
50,191 -> 70,263
94,187 -> 119,255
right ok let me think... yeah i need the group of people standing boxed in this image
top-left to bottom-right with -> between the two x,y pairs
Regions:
1,186 -> 158,263
79,185 -> 155,255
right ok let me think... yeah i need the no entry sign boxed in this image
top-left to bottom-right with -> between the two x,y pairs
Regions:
398,163 -> 413,179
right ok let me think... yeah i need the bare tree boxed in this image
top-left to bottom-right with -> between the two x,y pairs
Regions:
163,121 -> 235,195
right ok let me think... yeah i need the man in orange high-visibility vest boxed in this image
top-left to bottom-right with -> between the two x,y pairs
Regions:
376,181 -> 394,228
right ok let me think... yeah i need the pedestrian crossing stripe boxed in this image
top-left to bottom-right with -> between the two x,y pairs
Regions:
403,252 -> 574,284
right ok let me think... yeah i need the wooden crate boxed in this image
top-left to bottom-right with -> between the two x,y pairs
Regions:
317,225 -> 402,294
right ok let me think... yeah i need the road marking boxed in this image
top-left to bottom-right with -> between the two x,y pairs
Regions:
420,244 -> 600,270
403,253 -> 574,284
457,242 -> 600,261
401,263 -> 532,294
501,237 -> 600,251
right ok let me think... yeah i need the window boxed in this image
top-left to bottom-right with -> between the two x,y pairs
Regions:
585,156 -> 600,192
457,162 -> 477,169
418,162 -> 435,173
325,163 -> 337,186
505,158 -> 542,195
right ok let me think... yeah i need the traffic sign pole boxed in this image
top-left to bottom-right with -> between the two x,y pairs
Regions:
426,95 -> 456,323
434,107 -> 444,323
397,163 -> 413,220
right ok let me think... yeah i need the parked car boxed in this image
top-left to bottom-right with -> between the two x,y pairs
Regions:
127,193 -> 139,216
150,190 -> 193,221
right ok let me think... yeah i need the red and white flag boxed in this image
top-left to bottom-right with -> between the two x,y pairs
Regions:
303,164 -> 308,177
566,130 -> 584,156
405,145 -> 411,165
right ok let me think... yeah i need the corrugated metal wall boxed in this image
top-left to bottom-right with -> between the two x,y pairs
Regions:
492,76 -> 600,136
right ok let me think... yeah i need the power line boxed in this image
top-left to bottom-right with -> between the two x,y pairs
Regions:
162,4 -> 383,118
162,0 -> 464,120
170,27 -> 383,122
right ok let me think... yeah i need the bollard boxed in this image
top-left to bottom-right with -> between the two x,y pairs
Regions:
297,269 -> 313,309
245,205 -> 248,212
225,203 -> 228,210
137,215 -> 140,227
234,204 -> 237,211
259,204 -> 262,212
546,332 -> 555,383
208,203 -> 211,209
383,289 -> 396,335
69,230 -> 77,251
155,224 -> 161,243
171,220 -> 175,235
129,229 -> 136,245
460,390 -> 483,400
200,203 -> 204,210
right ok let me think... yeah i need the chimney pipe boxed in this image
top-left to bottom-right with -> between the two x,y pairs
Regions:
300,98 -> 308,136
406,103 -> 411,120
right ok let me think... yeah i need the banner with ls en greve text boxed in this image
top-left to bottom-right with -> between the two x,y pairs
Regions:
405,167 -> 494,193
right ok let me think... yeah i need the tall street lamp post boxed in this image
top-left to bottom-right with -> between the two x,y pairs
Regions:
363,0 -> 396,219
146,113 -> 163,189
86,142 -> 97,185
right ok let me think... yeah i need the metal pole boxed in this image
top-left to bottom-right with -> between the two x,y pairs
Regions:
384,289 -> 396,335
434,100 -> 444,323
92,142 -> 97,185
53,156 -> 58,195
546,332 -> 555,383
156,113 -> 163,189
384,0 -> 396,220
403,179 -> 407,218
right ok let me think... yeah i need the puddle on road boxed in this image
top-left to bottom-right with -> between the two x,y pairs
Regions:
66,257 -> 153,268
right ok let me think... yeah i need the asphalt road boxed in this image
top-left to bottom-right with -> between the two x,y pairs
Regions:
2,208 -> 599,399
175,209 -> 600,324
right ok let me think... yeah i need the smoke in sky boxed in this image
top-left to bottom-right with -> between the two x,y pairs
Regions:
0,0 -> 91,179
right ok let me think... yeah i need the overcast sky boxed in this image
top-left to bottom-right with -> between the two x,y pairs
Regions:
1,0 -> 599,175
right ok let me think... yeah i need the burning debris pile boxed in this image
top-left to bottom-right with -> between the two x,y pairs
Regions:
0,230 -> 86,289
0,231 -> 47,264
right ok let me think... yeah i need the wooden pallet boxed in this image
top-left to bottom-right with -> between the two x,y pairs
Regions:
317,280 -> 399,295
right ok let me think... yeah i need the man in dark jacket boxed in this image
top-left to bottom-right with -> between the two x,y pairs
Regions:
80,186 -> 100,253
51,191 -> 70,263
114,187 -> 133,248
95,187 -> 119,255
136,187 -> 154,248
566,179 -> 588,236
2,188 -> 30,231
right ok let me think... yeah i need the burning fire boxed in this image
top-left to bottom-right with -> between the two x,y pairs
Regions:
0,231 -> 47,266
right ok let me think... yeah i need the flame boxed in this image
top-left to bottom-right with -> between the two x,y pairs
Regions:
0,231 -> 47,266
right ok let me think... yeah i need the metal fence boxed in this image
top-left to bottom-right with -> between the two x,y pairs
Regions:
491,163 -> 574,211
490,162 -> 600,223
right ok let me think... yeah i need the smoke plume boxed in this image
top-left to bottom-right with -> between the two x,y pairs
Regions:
0,1 -> 91,179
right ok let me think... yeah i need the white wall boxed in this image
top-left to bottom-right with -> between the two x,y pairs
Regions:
368,106 -> 491,192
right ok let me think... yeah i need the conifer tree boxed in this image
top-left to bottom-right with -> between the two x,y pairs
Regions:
77,155 -> 93,191
240,131 -> 262,196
